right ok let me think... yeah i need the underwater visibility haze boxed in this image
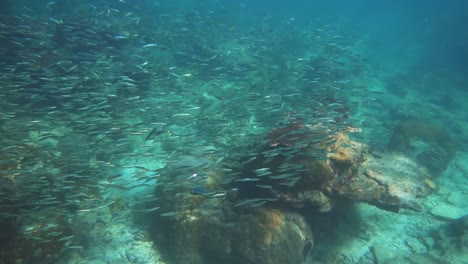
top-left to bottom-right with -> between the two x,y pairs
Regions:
0,0 -> 467,263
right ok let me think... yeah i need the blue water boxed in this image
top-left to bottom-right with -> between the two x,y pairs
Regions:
1,1 -> 467,263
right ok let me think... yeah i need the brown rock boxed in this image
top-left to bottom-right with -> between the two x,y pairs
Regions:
154,205 -> 313,264
334,152 -> 433,211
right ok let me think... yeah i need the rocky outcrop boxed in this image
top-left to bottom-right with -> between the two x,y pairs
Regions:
152,188 -> 313,264
151,123 -> 437,264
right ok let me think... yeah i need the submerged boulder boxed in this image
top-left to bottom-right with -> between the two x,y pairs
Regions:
334,151 -> 433,211
152,188 -> 313,264
237,125 -> 432,213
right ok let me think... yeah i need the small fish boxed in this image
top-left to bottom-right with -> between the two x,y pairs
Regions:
256,184 -> 273,189
234,198 -> 278,207
241,156 -> 257,165
190,186 -> 226,198
142,43 -> 158,48
160,212 -> 179,217
234,177 -> 260,182
137,207 -> 161,213
66,246 -> 84,250
57,235 -> 74,242
172,113 -> 191,117
144,128 -> 166,142
129,132 -> 144,135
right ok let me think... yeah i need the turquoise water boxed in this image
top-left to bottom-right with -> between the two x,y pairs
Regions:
0,1 -> 467,263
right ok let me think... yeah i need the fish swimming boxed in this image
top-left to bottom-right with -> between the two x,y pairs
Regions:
190,186 -> 226,198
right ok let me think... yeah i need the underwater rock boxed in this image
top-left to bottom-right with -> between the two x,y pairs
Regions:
405,237 -> 428,254
278,190 -> 334,213
237,124 -> 432,212
430,204 -> 467,221
199,208 -> 313,264
328,133 -> 363,171
335,151 -> 433,212
232,123 -> 339,211
152,151 -> 315,264
265,128 -> 433,212
447,191 -> 468,208
153,201 -> 313,264
1,209 -> 74,264
371,242 -> 398,264
388,119 -> 456,176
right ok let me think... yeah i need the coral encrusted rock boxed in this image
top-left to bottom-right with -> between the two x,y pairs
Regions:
153,205 -> 313,264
